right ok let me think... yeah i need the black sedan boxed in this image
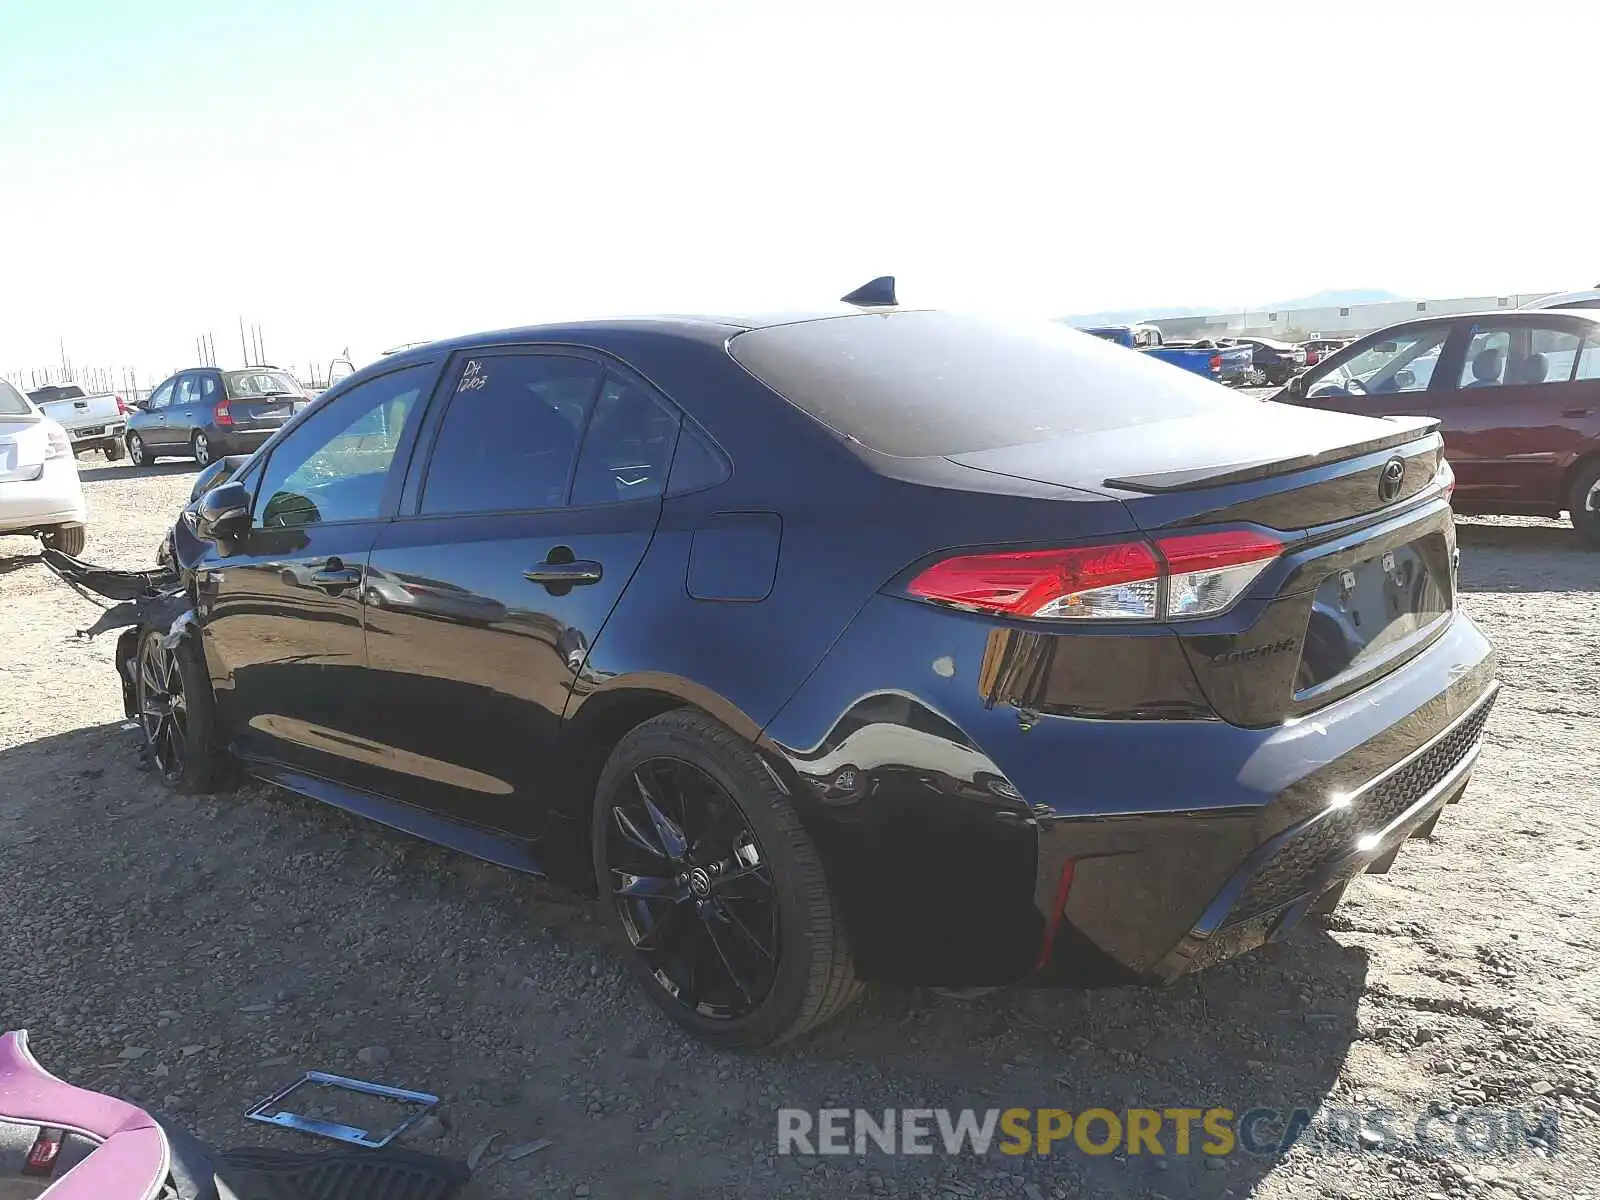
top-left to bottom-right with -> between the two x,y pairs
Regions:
126,367 -> 310,468
1231,336 -> 1309,385
72,304 -> 1495,1046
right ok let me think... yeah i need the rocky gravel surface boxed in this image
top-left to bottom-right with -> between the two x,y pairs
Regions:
0,457 -> 1596,1200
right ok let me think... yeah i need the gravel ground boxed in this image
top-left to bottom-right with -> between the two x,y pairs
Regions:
0,455 -> 1596,1200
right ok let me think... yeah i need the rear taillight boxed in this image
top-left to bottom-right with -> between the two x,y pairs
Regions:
115,393 -> 128,415
1439,457 -> 1455,500
906,529 -> 1283,623
1209,353 -> 1222,373
44,425 -> 72,461
213,401 -> 233,427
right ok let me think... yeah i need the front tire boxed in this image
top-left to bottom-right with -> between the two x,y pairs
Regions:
127,433 -> 150,466
42,524 -> 86,556
134,629 -> 232,793
593,710 -> 862,1046
1569,459 -> 1600,548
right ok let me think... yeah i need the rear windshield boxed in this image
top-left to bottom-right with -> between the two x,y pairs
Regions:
225,369 -> 302,398
727,310 -> 1235,457
0,381 -> 31,416
27,384 -> 85,404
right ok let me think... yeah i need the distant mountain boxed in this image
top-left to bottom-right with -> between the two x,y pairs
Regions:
1058,288 -> 1402,327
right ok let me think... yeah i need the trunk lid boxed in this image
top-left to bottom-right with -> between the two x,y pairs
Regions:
948,405 -> 1454,727
229,395 -> 300,425
0,414 -> 47,482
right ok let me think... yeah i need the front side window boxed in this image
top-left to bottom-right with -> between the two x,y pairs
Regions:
1306,325 -> 1450,398
1458,322 -> 1582,389
570,374 -> 681,506
254,365 -> 430,528
147,379 -> 176,410
420,354 -> 602,515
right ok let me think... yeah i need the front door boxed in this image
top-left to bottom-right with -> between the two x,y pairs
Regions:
360,352 -> 678,835
196,361 -> 438,782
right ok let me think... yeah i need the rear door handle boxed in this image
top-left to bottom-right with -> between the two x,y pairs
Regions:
309,562 -> 362,592
524,560 -> 603,586
1561,407 -> 1595,418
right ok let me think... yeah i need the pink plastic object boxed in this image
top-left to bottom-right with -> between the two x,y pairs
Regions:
0,1030 -> 170,1199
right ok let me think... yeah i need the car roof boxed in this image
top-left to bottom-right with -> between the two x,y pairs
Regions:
378,309 -> 908,365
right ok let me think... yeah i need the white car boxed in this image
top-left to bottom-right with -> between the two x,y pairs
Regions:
1522,285 -> 1600,311
0,377 -> 89,555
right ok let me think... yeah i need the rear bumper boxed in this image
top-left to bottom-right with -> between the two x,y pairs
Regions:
65,421 -> 125,444
208,426 -> 276,455
0,459 -> 88,531
763,595 -> 1498,988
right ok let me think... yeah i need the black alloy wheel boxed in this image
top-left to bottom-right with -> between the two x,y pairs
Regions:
137,632 -> 189,783
605,756 -> 781,1021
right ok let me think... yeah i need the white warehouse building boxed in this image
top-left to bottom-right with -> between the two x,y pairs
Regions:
1148,291 -> 1562,342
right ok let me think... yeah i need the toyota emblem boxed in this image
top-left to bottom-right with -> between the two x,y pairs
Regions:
1378,457 -> 1406,502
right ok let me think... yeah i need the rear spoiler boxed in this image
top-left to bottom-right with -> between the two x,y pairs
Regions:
1105,415 -> 1441,494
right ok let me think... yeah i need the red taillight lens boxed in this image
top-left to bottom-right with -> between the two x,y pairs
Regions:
1209,353 -> 1222,373
213,401 -> 233,427
906,530 -> 1283,623
1439,457 -> 1455,500
908,542 -> 1161,620
115,393 -> 128,415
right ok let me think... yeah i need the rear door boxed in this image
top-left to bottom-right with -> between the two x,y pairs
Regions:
1427,315 -> 1600,507
196,362 -> 438,781
361,350 -> 677,835
163,373 -> 206,448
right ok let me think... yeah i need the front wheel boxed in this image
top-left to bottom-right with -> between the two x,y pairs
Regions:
1569,460 -> 1600,548
593,710 -> 862,1046
134,629 -> 232,793
126,433 -> 150,467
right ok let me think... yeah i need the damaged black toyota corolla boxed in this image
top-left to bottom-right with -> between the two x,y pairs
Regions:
46,300 -> 1498,1046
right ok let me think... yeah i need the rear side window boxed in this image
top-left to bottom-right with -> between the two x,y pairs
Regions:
0,381 -> 29,416
420,354 -> 603,515
570,374 -> 680,506
728,311 -> 1251,457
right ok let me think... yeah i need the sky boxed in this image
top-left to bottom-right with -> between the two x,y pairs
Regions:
2,0 -> 1596,384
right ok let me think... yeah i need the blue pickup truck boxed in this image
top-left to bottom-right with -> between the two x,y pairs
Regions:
1079,323 -> 1255,384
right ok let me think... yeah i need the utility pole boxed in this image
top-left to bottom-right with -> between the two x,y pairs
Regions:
239,316 -> 249,366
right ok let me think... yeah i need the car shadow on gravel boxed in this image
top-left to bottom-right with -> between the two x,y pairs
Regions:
77,460 -> 198,482
0,719 -> 1366,1199
1456,521 -> 1600,593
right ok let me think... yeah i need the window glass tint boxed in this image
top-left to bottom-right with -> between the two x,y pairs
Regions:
199,373 -> 219,400
255,365 -> 429,528
1575,336 -> 1600,381
147,380 -> 175,410
1306,326 -> 1449,398
728,311 -> 1263,457
227,369 -> 302,398
570,374 -> 680,506
1459,323 -> 1582,389
420,355 -> 601,515
173,376 -> 201,406
667,424 -> 729,495
0,381 -> 29,416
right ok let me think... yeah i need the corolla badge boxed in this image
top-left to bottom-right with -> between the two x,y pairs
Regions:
1378,457 -> 1406,502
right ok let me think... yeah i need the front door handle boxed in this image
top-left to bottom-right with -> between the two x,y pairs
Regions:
1561,407 -> 1595,418
524,559 -> 603,587
309,562 -> 362,592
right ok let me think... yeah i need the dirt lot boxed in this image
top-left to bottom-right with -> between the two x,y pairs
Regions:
1,457 -> 1596,1200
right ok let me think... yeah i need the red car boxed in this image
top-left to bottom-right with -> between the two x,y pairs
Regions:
1281,309 -> 1600,545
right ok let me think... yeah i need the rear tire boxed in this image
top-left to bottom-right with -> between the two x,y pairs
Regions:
1568,460 -> 1600,548
42,524 -> 86,556
192,431 -> 212,467
134,628 -> 233,794
592,709 -> 862,1047
103,439 -> 126,461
